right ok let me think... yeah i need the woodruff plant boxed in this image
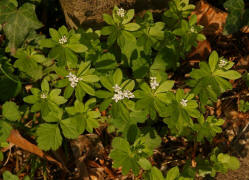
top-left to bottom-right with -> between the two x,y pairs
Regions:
0,0 -> 242,179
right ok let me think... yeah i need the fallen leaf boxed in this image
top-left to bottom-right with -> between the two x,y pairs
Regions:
7,129 -> 65,170
192,0 -> 249,35
192,0 -> 228,35
188,40 -> 211,60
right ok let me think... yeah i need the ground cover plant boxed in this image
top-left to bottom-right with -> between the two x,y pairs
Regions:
0,0 -> 248,179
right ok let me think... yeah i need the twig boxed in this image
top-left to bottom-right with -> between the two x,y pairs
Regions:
221,93 -> 249,101
234,121 -> 249,143
3,143 -> 12,166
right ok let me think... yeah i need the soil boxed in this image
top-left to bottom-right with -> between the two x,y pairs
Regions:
216,130 -> 249,180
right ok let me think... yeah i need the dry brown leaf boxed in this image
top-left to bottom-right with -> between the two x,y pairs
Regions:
193,0 -> 249,35
192,0 -> 228,35
216,99 -> 222,117
7,129 -> 65,170
188,40 -> 211,60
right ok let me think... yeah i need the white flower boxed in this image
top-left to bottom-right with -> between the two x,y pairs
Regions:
117,8 -> 125,17
40,93 -> 47,99
150,77 -> 159,90
123,90 -> 135,99
66,72 -> 82,88
113,84 -> 122,93
190,27 -> 196,33
218,58 -> 227,68
180,99 -> 188,107
59,35 -> 68,45
128,91 -> 135,99
112,93 -> 124,103
112,85 -> 135,102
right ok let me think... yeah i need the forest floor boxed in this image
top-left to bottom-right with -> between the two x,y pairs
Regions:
0,0 -> 249,179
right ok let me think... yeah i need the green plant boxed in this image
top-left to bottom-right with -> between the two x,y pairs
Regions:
223,0 -> 249,34
187,51 -> 241,111
239,100 -> 249,113
0,0 -> 43,53
0,0 -> 242,179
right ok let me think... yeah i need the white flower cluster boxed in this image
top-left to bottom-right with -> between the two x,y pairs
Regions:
180,99 -> 188,107
117,8 -> 125,17
40,93 -> 47,99
58,35 -> 68,45
112,84 -> 135,103
150,77 -> 159,90
218,58 -> 227,68
66,72 -> 82,88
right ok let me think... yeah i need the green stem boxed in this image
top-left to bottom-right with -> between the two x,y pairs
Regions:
0,64 -> 20,84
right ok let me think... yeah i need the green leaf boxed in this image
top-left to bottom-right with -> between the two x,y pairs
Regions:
188,51 -> 241,109
49,89 -> 67,105
100,98 -> 112,111
155,80 -> 174,94
100,76 -> 113,92
0,2 -> 43,51
103,14 -> 114,25
122,9 -> 135,24
2,171 -> 19,180
56,79 -> 69,88
124,23 -> 140,31
49,28 -> 60,42
23,95 -> 39,104
39,39 -> 56,48
239,100 -> 249,113
87,110 -> 100,119
145,167 -> 165,180
223,0 -> 244,34
110,137 -> 140,175
42,110 -> 61,123
166,166 -> 180,180
0,120 -> 12,143
194,116 -> 224,142
95,90 -> 112,98
85,117 -> 99,133
41,79 -> 49,92
79,81 -> 95,96
0,77 -> 22,101
138,158 -> 152,170
13,49 -> 43,81
101,26 -> 114,35
135,130 -> 162,156
96,52 -> 117,72
23,175 -> 31,180
209,51 -> 219,72
58,25 -> 68,36
75,85 -> 86,101
224,0 -> 244,11
217,153 -> 240,170
121,79 -> 135,91
64,85 -> 74,99
113,68 -> 123,85
36,124 -> 62,151
81,75 -> 99,83
60,117 -> 79,139
2,101 -> 21,121
67,44 -> 88,53
77,61 -> 91,76
9,0 -> 18,7
214,70 -> 241,80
